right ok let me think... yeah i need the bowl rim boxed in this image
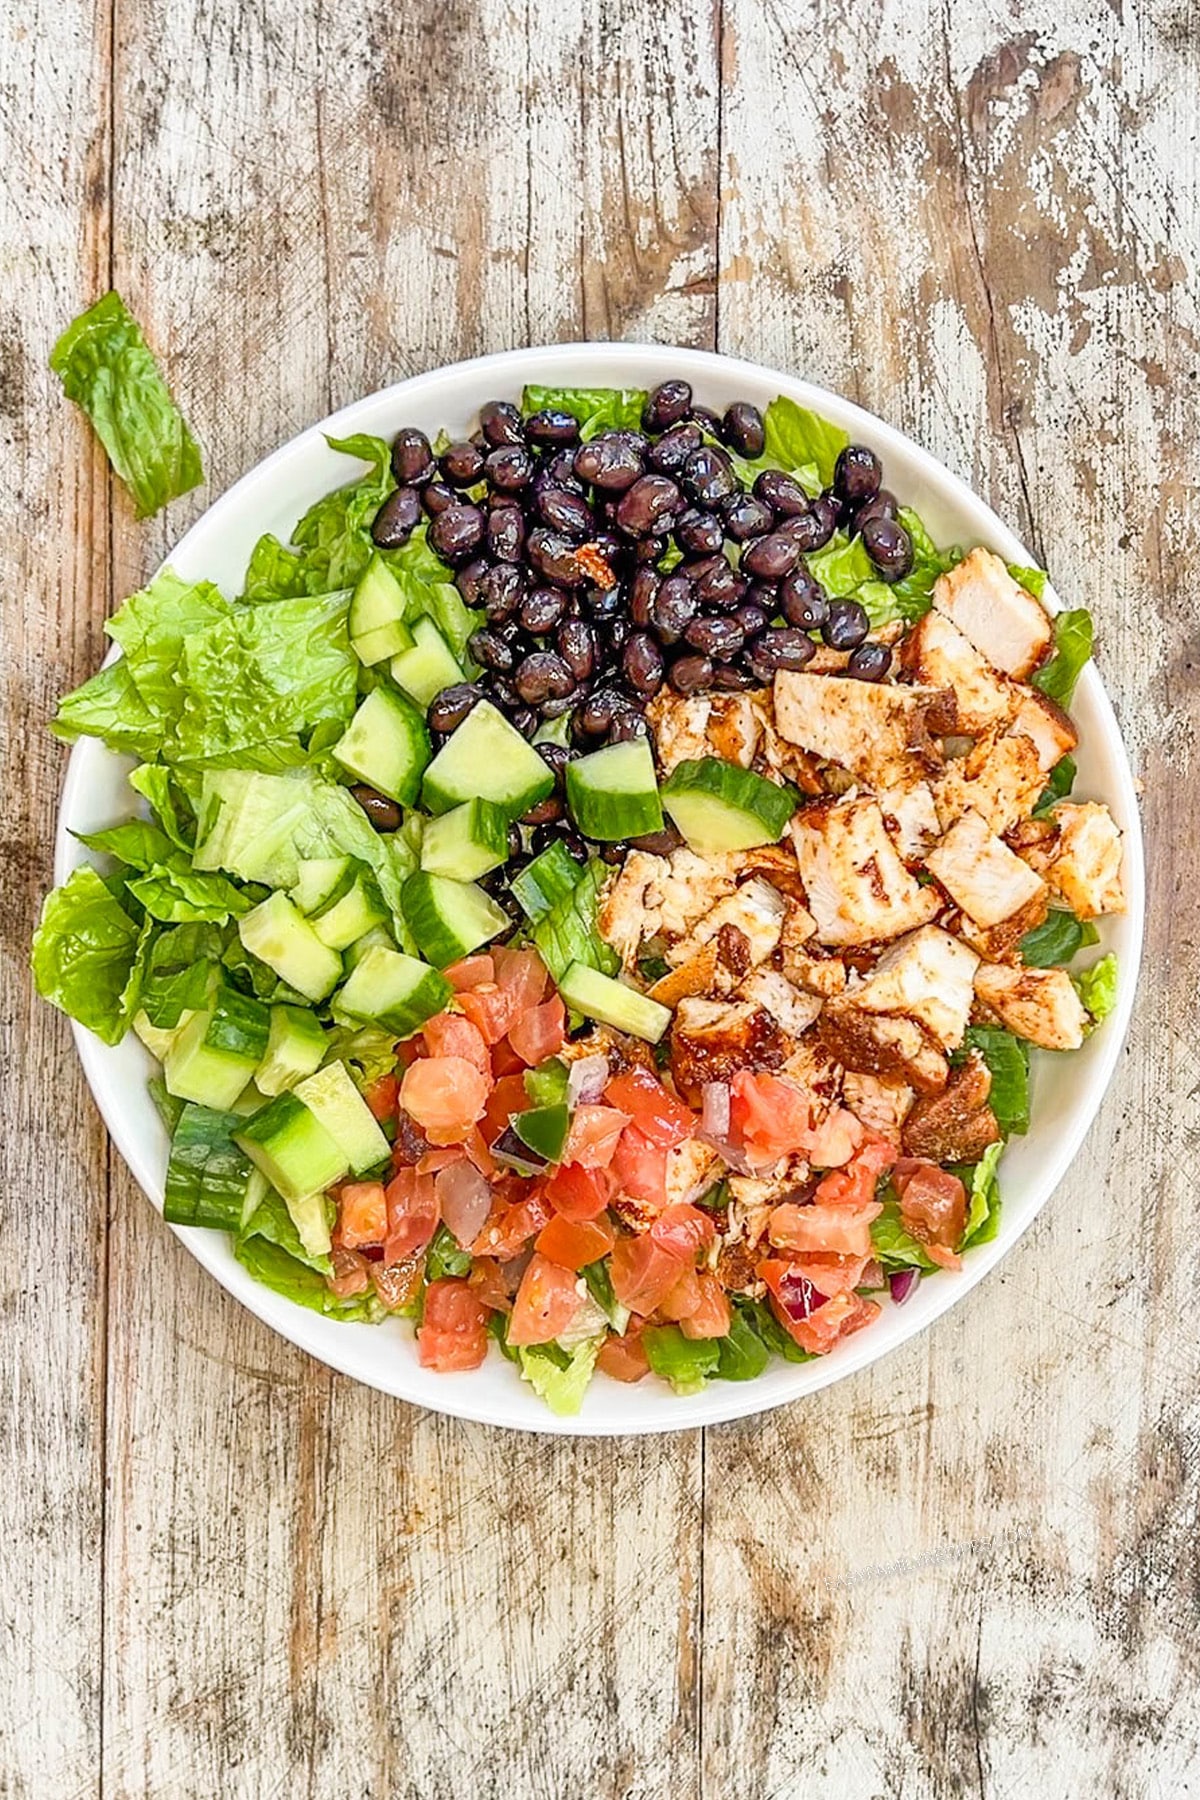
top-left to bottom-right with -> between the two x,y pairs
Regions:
55,341 -> 1145,1435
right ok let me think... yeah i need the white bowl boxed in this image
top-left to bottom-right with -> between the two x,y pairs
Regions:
55,343 -> 1144,1435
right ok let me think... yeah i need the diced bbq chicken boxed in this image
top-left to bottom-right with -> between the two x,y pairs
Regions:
778,940 -> 847,996
932,548 -> 1053,678
878,779 -> 941,862
1007,689 -> 1079,772
597,849 -> 668,966
780,1034 -> 844,1109
974,962 -> 1089,1050
646,690 -> 760,775
816,1006 -> 949,1095
668,877 -> 788,970
826,925 -> 978,1053
841,1069 -> 915,1144
930,729 -> 1046,836
925,809 -> 1047,927
669,998 -> 788,1105
664,1136 -> 720,1207
898,609 -> 1016,735
1016,801 -> 1126,918
949,891 -> 1050,964
901,1051 -> 1000,1163
738,967 -> 824,1038
773,671 -> 957,789
791,796 -> 942,946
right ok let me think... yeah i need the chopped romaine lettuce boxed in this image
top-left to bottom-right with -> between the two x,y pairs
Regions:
642,1324 -> 720,1394
125,863 -> 254,924
958,1142 -> 1003,1249
761,396 -> 849,487
869,1196 -> 940,1274
517,1336 -> 605,1415
287,434 -> 395,594
520,386 -> 647,438
425,1224 -> 473,1282
1007,561 -> 1048,599
139,922 -> 226,1028
715,1303 -> 771,1381
581,1259 -> 630,1335
31,865 -> 145,1044
1033,608 -> 1093,707
1074,952 -> 1118,1025
1019,907 -> 1100,968
234,1233 -> 384,1321
963,1026 -> 1030,1136
1033,754 -> 1076,817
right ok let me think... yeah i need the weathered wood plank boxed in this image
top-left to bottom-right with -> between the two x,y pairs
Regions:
705,4 -> 1200,1796
0,3 -> 112,1794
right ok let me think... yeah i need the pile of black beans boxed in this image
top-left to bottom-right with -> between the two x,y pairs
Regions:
371,380 -> 912,766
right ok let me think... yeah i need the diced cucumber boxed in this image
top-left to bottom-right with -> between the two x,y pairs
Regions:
311,871 -> 388,951
165,986 -> 271,1110
163,1103 -> 255,1230
390,615 -> 464,709
661,756 -> 798,851
235,1092 -> 348,1207
291,856 -> 353,916
513,1104 -> 569,1163
239,891 -> 342,1003
401,871 -> 510,968
510,840 -> 584,922
421,700 -> 555,818
335,944 -> 453,1036
420,580 -> 476,664
332,686 -> 431,806
420,798 -> 511,881
133,1007 -> 194,1063
285,1190 -> 334,1260
256,1004 -> 328,1097
344,923 -> 396,973
293,1060 -> 389,1176
557,962 -> 671,1044
566,739 -> 663,841
349,555 -> 413,665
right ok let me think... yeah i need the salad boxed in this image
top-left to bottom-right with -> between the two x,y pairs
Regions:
34,375 -> 1125,1415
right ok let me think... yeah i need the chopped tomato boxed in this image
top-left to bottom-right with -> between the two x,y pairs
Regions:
925,1243 -> 963,1271
328,1245 -> 371,1297
806,1105 -> 867,1170
679,1271 -> 731,1339
658,1265 -> 704,1321
373,1252 -> 425,1312
893,1158 -> 967,1251
788,1252 -> 871,1298
415,1145 -> 465,1175
508,994 -> 566,1066
363,1073 -> 399,1123
445,954 -> 495,991
400,1055 -> 490,1145
564,1104 -> 631,1170
612,1125 -> 668,1209
610,1233 -> 687,1315
464,1125 -> 497,1179
604,1067 -> 695,1148
393,1036 -> 423,1070
456,983 -> 520,1045
812,1130 -> 895,1208
473,1187 -> 554,1259
384,1168 -> 439,1262
481,1071 -> 530,1145
534,1211 -> 615,1272
417,1277 -> 489,1371
507,1252 -> 583,1346
423,1011 -> 491,1077
336,1180 -> 387,1249
492,945 -> 549,1013
490,1037 -> 527,1079
767,1199 -> 882,1258
543,1160 -> 615,1223
467,1255 -> 515,1312
596,1322 -> 650,1383
730,1070 -> 815,1163
650,1201 -> 716,1263
760,1259 -> 880,1355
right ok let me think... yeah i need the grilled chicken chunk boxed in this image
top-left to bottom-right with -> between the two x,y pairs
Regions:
931,729 -> 1046,837
826,925 -> 979,1052
669,998 -> 788,1105
738,967 -> 824,1038
949,890 -> 1050,964
932,548 -> 1053,678
1007,688 -> 1079,772
773,671 -> 956,789
791,796 -> 942,946
841,1069 -> 915,1143
646,690 -> 760,775
663,1136 -> 721,1207
898,609 -> 1016,735
1016,801 -> 1126,918
878,780 -> 942,862
901,1050 -> 1000,1162
817,1005 -> 948,1094
974,961 -> 1089,1049
925,809 -> 1047,927
668,877 -> 788,970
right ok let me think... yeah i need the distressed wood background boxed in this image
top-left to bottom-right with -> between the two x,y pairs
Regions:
2,2 -> 1197,1795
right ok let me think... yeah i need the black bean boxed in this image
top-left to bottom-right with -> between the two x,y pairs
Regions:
722,492 -> 775,542
608,709 -> 651,744
649,421 -> 703,475
742,532 -> 801,581
720,402 -> 766,458
574,433 -> 644,492
635,534 -> 668,565
522,791 -> 565,826
591,529 -> 625,564
578,687 -> 623,737
525,408 -> 580,447
511,706 -> 541,737
515,650 -> 575,705
743,627 -> 818,680
733,600 -> 770,639
684,614 -> 745,660
643,379 -> 693,432
455,557 -> 491,608
846,642 -> 892,681
540,447 -> 585,490
668,652 -> 714,694
675,507 -> 726,557
536,742 -> 573,790
536,486 -> 594,537
753,469 -> 811,517
778,508 -> 836,552
391,427 -> 436,486
630,566 -> 661,627
606,616 -> 631,657
422,480 -> 456,517
690,403 -> 723,435
371,487 -> 422,547
694,558 -> 746,610
823,598 -> 871,650
779,569 -> 829,630
622,631 -> 665,697
851,487 -> 898,532
480,563 -> 526,622
819,486 -> 847,527
616,473 -> 681,536
519,586 -> 567,635
807,494 -> 840,542
486,444 -> 534,494
489,676 -> 520,714
682,444 -> 738,508
470,627 -> 517,674
711,663 -> 759,691
744,580 -> 780,613
350,784 -> 402,831
506,822 -> 524,859
429,502 -> 486,563
527,529 -> 587,587
440,440 -> 485,486
833,443 -> 882,506
629,822 -> 684,856
480,400 -> 525,447
427,683 -> 485,734
597,839 -> 628,864
582,582 -> 623,621
862,515 -> 914,581
651,574 -> 698,645
488,503 -> 525,563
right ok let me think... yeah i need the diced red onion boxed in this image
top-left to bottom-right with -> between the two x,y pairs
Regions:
859,1258 -> 885,1292
698,1133 -> 756,1177
567,1053 -> 610,1106
701,1081 -> 731,1139
435,1160 -> 492,1249
778,1269 -> 827,1321
889,1268 -> 919,1305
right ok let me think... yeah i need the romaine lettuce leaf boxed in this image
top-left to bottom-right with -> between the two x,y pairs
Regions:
128,763 -> 197,851
1008,561 -> 1049,599
139,922 -> 227,1028
869,1196 -> 940,1273
52,658 -> 163,758
1019,907 -> 1099,968
1033,608 -> 1093,707
49,291 -> 203,518
319,1023 -> 398,1087
73,819 -> 179,869
806,533 -> 875,599
234,1233 -> 384,1322
715,1303 -> 771,1381
959,1141 -> 1003,1249
288,434 -> 395,594
125,863 -> 254,924
1032,754 -> 1076,818
517,1336 -> 604,1415
530,858 -> 618,983
520,386 -> 647,438
642,1324 -> 720,1394
239,533 -> 308,602
31,864 -> 145,1043
1074,952 -> 1118,1025
425,1224 -> 473,1282
963,1026 -> 1030,1135
761,396 -> 849,487
581,1258 -> 630,1334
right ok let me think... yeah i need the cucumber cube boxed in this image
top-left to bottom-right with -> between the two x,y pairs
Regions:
335,944 -> 453,1036
661,757 -> 798,852
332,686 -> 431,806
390,615 -> 465,709
235,1092 -> 348,1207
566,739 -> 663,841
311,872 -> 388,951
420,799 -> 511,881
293,1060 -> 389,1176
557,962 -> 671,1044
349,555 -> 412,665
421,700 -> 555,818
401,871 -> 510,968
291,857 -> 353,916
164,985 -> 270,1110
238,891 -> 343,1002
256,1004 -> 328,1097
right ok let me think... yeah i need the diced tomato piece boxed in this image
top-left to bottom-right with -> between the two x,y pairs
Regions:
373,1252 -> 425,1312
417,1277 -> 489,1371
610,1233 -> 687,1315
445,954 -> 495,992
393,1035 -> 423,1070
336,1180 -> 388,1249
806,1105 -> 867,1170
383,1168 -> 439,1263
730,1070 -> 816,1162
760,1259 -> 880,1355
400,1055 -> 490,1146
493,945 -> 549,1013
467,1255 -> 516,1312
481,1071 -> 531,1146
456,983 -> 520,1046
464,1125 -> 497,1179
658,1265 -> 704,1322
813,1130 -> 895,1208
507,1252 -> 584,1346
679,1271 -> 731,1339
473,1187 -> 554,1259
535,1212 -> 615,1272
507,994 -> 566,1067
596,1321 -> 650,1383
543,1160 -> 615,1222
328,1245 -> 371,1297
612,1124 -> 668,1208
893,1158 -> 967,1251
363,1073 -> 399,1123
787,1252 -> 871,1298
650,1201 -> 717,1263
564,1104 -> 631,1170
767,1199 -> 882,1258
490,1037 -> 527,1079
604,1067 -> 695,1148
423,1012 -> 491,1077
416,1145 -> 465,1175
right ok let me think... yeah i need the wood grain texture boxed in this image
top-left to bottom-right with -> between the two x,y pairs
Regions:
2,0 -> 1198,1795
